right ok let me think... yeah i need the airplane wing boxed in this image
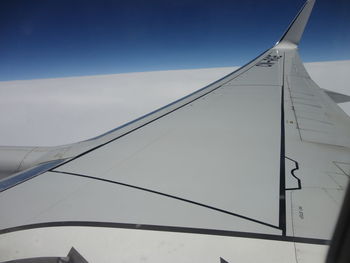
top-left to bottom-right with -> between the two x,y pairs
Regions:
0,0 -> 349,262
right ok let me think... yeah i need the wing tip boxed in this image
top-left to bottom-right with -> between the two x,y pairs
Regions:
275,0 -> 316,49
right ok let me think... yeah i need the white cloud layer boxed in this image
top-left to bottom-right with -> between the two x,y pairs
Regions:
0,62 -> 349,146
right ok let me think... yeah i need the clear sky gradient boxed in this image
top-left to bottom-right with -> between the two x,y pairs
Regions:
0,0 -> 349,81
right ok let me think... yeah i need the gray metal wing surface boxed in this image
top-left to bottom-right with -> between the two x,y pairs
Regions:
0,0 -> 349,261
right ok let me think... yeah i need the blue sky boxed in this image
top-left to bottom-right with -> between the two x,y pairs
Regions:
0,0 -> 349,81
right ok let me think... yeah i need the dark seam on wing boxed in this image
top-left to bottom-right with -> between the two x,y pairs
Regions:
51,170 -> 281,231
285,156 -> 301,191
279,52 -> 287,236
0,221 -> 330,245
48,49 -> 272,172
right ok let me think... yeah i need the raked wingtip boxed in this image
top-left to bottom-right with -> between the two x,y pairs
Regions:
275,0 -> 315,49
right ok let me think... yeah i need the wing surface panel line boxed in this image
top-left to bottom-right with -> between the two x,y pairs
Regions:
51,170 -> 281,230
0,221 -> 329,245
48,50 -> 275,172
279,51 -> 287,236
0,221 -> 330,245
